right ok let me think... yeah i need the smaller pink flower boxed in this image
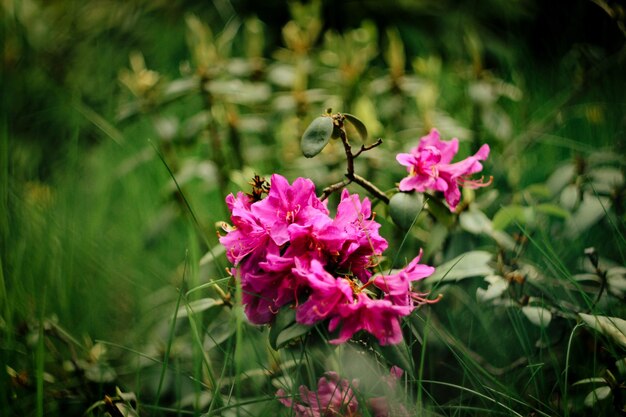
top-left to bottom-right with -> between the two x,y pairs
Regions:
396,129 -> 491,211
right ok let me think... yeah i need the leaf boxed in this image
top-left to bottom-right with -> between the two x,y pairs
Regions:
343,113 -> 368,141
388,192 -> 424,230
301,116 -> 334,158
425,251 -> 494,284
546,163 -> 575,195
269,307 -> 296,350
564,193 -> 610,238
522,306 -> 552,328
492,205 -> 534,230
177,298 -> 223,318
424,193 -> 455,227
459,208 -> 492,234
559,184 -> 580,211
275,322 -> 311,349
534,203 -> 570,219
476,275 -> 508,302
579,313 -> 626,348
584,386 -> 611,408
572,377 -> 609,386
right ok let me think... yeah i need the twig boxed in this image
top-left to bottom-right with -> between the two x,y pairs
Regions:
321,179 -> 352,201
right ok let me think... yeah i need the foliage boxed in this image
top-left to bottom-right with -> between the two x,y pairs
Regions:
2,0 -> 626,416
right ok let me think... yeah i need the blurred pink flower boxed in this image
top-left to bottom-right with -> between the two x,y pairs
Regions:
277,372 -> 359,417
396,129 -> 490,211
277,367 -> 409,416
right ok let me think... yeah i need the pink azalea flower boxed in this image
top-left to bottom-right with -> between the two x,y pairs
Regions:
329,293 -> 413,346
252,174 -> 329,246
277,367 -> 410,417
277,372 -> 359,417
373,250 -> 435,307
292,259 -> 354,325
219,191 -> 271,266
396,129 -> 490,211
332,189 -> 388,282
220,174 -> 437,344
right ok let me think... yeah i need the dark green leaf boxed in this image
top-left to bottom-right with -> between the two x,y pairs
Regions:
424,193 -> 455,227
343,113 -> 368,141
389,191 -> 424,230
275,322 -> 311,349
269,306 -> 296,350
301,116 -> 334,158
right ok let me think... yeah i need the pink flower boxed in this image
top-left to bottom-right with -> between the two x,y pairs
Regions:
329,293 -> 413,346
220,174 -> 437,344
396,129 -> 490,211
277,367 -> 409,417
332,189 -> 388,282
277,372 -> 359,417
252,174 -> 329,246
219,191 -> 272,266
374,250 -> 435,307
292,259 -> 354,325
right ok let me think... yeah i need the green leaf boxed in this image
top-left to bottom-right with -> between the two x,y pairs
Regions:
546,163 -> 575,195
301,116 -> 334,158
521,306 -> 552,328
459,208 -> 492,234
584,386 -> 611,408
424,193 -> 455,227
388,191 -> 424,230
476,275 -> 508,302
492,205 -> 532,230
343,113 -> 368,141
177,298 -> 223,318
425,250 -> 494,284
579,313 -> 626,348
534,203 -> 570,219
269,306 -> 299,350
564,193 -> 611,238
559,184 -> 580,211
275,322 -> 311,349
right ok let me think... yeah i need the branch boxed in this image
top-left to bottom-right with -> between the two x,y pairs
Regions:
317,113 -> 389,204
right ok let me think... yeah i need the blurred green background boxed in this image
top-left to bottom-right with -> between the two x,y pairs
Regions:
2,0 -> 625,416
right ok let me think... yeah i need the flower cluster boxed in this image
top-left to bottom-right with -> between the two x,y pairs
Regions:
220,174 -> 435,345
396,129 -> 491,211
276,367 -> 409,417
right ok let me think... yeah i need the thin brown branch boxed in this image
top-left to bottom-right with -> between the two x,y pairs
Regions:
353,138 -> 383,158
321,179 -> 352,201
